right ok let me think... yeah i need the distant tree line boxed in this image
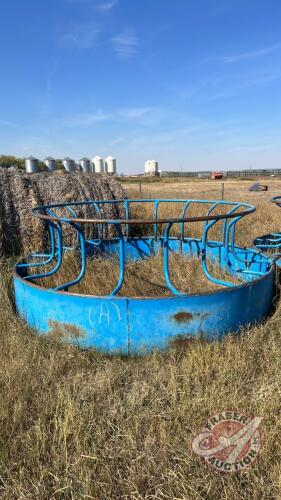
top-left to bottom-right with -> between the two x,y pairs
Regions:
0,155 -> 25,169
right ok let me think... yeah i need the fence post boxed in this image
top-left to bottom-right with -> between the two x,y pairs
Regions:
139,180 -> 142,199
221,182 -> 225,200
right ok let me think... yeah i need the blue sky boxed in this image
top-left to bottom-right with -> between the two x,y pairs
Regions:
0,0 -> 281,173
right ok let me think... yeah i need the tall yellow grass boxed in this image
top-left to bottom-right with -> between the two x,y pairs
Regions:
0,178 -> 281,499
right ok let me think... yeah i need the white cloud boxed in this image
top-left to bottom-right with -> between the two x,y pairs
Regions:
111,29 -> 138,59
219,42 -> 281,64
67,0 -> 117,7
60,23 -> 139,61
110,136 -> 128,145
117,107 -> 154,119
62,111 -> 113,126
61,25 -> 101,48
96,0 -> 118,11
61,107 -> 158,127
210,72 -> 281,99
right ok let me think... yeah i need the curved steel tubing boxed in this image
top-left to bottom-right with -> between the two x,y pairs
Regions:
14,198 -> 275,354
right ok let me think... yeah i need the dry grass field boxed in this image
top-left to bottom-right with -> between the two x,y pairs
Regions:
1,177 -> 281,499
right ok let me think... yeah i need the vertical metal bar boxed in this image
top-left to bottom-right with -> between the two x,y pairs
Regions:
221,182 -> 225,200
24,221 -> 63,281
54,222 -> 87,291
22,221 -> 56,266
180,200 -> 193,241
163,222 -> 184,296
124,200 -> 130,239
201,218 -> 233,287
110,223 -> 125,296
153,200 -> 160,241
64,205 -> 80,249
228,218 -> 264,275
92,202 -> 103,242
222,204 -> 244,246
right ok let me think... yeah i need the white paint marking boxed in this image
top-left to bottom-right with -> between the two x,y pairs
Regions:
110,302 -> 122,321
89,302 -> 122,329
89,305 -> 95,329
99,302 -> 110,325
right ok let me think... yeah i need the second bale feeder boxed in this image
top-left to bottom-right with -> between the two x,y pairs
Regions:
254,196 -> 281,264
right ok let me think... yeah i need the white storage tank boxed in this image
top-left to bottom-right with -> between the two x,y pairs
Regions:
63,157 -> 75,172
150,160 -> 158,175
79,157 -> 91,172
144,160 -> 158,176
25,156 -> 39,173
105,156 -> 116,175
44,156 -> 56,172
92,156 -> 104,173
144,160 -> 150,175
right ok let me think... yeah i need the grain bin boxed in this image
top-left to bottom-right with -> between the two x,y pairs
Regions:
79,157 -> 91,172
92,156 -> 104,173
144,160 -> 150,175
150,160 -> 158,175
63,157 -> 75,172
25,156 -> 39,173
44,156 -> 56,172
105,156 -> 116,175
145,160 -> 158,176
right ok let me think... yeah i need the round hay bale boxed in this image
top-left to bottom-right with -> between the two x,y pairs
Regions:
0,169 -> 125,257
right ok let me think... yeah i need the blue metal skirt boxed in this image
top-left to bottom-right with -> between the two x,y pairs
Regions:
14,237 -> 275,355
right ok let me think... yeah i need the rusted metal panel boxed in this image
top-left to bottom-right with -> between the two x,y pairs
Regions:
127,270 -> 274,353
14,258 -> 274,355
14,276 -> 129,353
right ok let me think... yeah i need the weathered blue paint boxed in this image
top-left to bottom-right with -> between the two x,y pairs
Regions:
14,238 -> 275,355
13,199 -> 276,354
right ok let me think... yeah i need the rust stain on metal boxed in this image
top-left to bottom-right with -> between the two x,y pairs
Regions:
172,311 -> 210,323
47,320 -> 86,340
173,311 -> 193,323
169,334 -> 207,349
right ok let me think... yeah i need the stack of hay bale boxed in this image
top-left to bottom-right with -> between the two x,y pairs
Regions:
0,168 -> 125,257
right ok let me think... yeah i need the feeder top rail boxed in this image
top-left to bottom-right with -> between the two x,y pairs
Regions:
32,198 -> 255,225
18,197 -> 271,300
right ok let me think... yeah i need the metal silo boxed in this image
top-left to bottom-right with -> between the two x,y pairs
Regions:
144,160 -> 158,176
144,160 -> 151,175
25,156 -> 39,173
44,156 -> 56,172
105,156 -> 117,175
92,156 -> 104,173
149,160 -> 158,175
62,157 -> 75,172
79,157 -> 91,172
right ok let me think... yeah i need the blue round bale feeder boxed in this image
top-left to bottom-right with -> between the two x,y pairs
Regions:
254,196 -> 281,264
14,198 -> 275,355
